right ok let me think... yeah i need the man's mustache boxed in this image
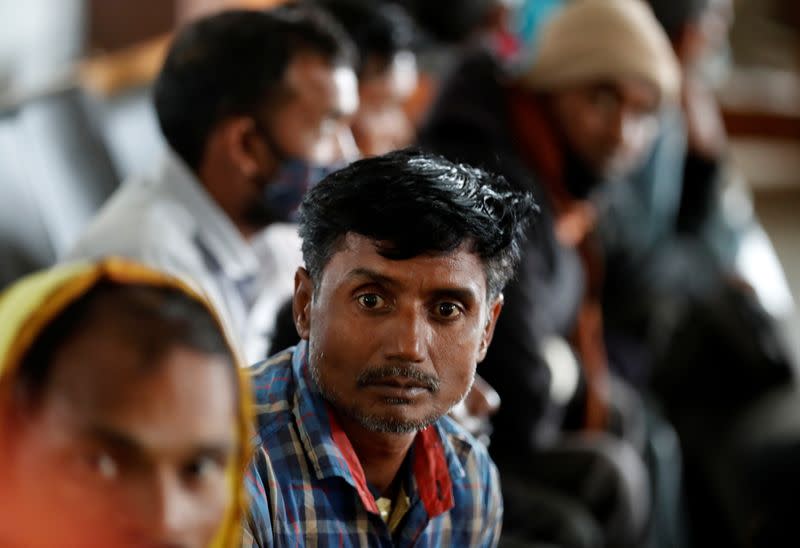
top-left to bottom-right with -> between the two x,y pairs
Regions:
357,365 -> 440,393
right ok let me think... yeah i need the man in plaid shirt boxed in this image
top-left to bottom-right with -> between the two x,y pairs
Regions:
243,149 -> 537,546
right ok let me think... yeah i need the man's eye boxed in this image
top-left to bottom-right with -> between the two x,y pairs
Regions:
81,450 -> 119,481
435,302 -> 462,319
591,89 -> 620,112
357,294 -> 385,309
184,456 -> 225,484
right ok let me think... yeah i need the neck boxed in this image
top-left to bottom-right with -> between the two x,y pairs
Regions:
199,178 -> 265,241
336,411 -> 416,496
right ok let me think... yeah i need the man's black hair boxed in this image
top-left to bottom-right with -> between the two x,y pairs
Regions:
316,0 -> 418,76
645,0 -> 711,39
153,7 -> 355,172
397,0 -> 501,44
17,282 -> 236,408
298,148 -> 538,298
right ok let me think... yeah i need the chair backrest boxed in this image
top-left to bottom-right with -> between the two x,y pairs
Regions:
93,84 -> 166,180
0,85 -> 120,289
0,107 -> 54,287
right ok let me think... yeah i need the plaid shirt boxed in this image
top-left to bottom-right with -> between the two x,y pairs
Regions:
242,342 -> 503,547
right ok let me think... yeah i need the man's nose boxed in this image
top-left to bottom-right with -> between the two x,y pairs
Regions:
148,472 -> 198,546
384,306 -> 428,363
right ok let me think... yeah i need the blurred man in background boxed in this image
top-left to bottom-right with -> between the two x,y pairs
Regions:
0,259 -> 249,547
600,0 -> 739,389
419,1 -> 680,545
318,0 -> 419,156
600,1 -> 798,545
69,6 -> 359,362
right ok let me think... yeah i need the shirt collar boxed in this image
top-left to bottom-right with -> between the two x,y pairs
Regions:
160,150 -> 260,280
290,341 -> 461,519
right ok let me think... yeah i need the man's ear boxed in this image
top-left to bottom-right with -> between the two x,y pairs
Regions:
478,295 -> 504,363
222,117 -> 269,179
293,267 -> 314,340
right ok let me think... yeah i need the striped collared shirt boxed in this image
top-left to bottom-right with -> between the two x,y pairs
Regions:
242,342 -> 503,547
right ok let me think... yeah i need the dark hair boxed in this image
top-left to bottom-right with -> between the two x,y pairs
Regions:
645,0 -> 710,39
298,148 -> 537,298
153,7 -> 355,171
316,0 -> 417,76
398,0 -> 501,44
17,282 -> 235,407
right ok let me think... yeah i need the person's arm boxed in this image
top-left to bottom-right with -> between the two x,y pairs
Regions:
479,457 -> 504,547
241,449 -> 275,548
677,76 -> 726,236
676,151 -> 721,235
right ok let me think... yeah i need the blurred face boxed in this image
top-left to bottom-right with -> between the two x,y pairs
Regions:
267,52 -> 360,165
0,331 -> 238,547
237,53 -> 360,226
549,79 -> 661,179
352,51 -> 418,157
294,234 -> 502,434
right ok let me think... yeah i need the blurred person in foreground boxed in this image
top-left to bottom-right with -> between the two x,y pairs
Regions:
69,6 -> 360,362
0,258 -> 250,547
419,0 -> 681,545
242,149 -> 536,546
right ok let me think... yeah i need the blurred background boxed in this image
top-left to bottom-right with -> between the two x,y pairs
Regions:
0,0 -> 797,308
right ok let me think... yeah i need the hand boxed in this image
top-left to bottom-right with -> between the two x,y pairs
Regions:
683,76 -> 727,160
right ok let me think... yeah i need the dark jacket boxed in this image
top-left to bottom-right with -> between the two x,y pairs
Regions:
417,50 -> 586,458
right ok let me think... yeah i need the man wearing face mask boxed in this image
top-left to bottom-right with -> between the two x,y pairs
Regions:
69,6 -> 360,362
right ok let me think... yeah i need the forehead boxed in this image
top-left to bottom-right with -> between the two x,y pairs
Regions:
319,233 -> 488,297
38,330 -> 236,450
284,52 -> 359,117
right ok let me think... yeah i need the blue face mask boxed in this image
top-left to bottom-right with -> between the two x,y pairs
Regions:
249,118 -> 346,224
261,158 -> 340,223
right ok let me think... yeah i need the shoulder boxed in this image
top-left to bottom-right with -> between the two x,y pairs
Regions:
436,416 -> 503,545
437,415 -> 499,493
69,174 -> 196,260
247,348 -> 297,440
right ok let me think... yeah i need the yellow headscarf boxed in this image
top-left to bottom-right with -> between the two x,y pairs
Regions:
0,258 -> 252,547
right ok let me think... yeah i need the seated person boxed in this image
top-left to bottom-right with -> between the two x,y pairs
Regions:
243,149 -> 537,546
419,0 -> 680,439
0,258 -> 250,547
418,1 -> 679,545
318,0 -> 420,156
69,7 -> 360,361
